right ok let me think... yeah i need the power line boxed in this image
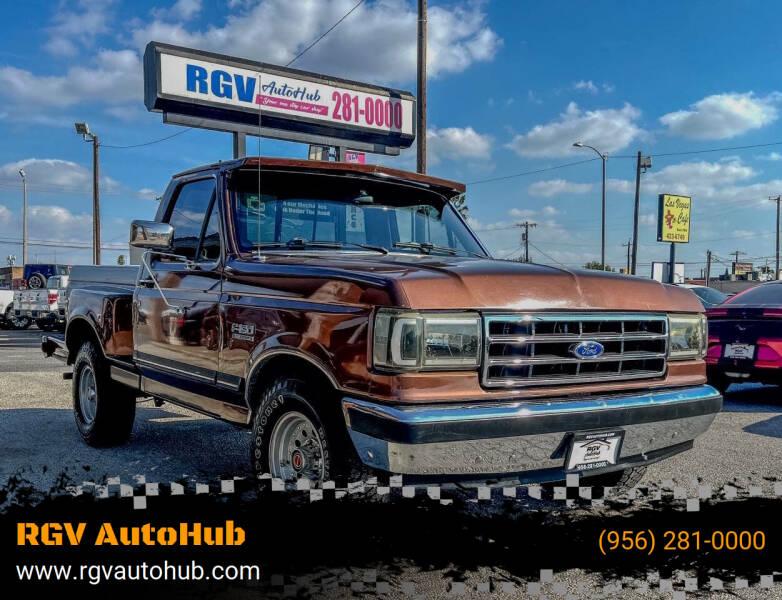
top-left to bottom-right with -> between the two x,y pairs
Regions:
286,0 -> 366,67
466,158 -> 599,186
101,128 -> 191,150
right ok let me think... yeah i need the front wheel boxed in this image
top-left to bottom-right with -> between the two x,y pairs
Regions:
73,341 -> 136,446
251,377 -> 368,487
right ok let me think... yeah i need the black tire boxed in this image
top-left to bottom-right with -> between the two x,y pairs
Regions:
582,466 -> 646,491
251,377 -> 366,487
36,319 -> 55,332
10,309 -> 31,330
27,273 -> 46,289
72,341 -> 136,446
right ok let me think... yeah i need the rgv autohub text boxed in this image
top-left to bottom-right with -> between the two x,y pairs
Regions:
17,521 -> 245,546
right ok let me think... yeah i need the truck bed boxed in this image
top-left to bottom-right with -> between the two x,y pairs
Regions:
68,265 -> 139,287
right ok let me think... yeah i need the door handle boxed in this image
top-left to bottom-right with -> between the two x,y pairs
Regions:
138,278 -> 155,287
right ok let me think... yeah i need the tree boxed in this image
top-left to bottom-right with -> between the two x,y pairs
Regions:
451,193 -> 468,218
117,255 -> 126,265
583,261 -> 614,272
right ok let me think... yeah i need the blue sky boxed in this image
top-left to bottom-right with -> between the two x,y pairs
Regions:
1,0 -> 782,277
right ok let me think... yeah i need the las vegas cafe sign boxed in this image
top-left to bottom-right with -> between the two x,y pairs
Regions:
143,41 -> 416,154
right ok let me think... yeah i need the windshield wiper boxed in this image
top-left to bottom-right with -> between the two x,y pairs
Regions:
393,241 -> 486,258
254,238 -> 388,254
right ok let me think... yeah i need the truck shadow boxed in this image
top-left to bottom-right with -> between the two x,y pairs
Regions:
0,407 -> 252,488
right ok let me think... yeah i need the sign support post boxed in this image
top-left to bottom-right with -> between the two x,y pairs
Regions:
657,193 -> 691,284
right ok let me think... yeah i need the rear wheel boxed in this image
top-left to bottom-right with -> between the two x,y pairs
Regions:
72,341 -> 136,446
36,318 -> 55,332
9,308 -> 31,330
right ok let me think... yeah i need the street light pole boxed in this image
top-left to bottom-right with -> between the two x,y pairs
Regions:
74,122 -> 100,265
18,169 -> 27,266
573,142 -> 607,268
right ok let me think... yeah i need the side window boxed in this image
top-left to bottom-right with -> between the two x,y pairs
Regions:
199,200 -> 221,261
166,179 -> 215,260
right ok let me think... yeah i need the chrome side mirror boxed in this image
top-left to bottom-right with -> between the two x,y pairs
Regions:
130,220 -> 173,249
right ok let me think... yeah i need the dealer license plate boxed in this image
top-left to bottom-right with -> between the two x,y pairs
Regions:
724,343 -> 755,360
566,430 -> 624,472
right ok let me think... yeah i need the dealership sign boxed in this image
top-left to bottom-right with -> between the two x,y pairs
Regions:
144,42 -> 415,152
657,194 -> 691,243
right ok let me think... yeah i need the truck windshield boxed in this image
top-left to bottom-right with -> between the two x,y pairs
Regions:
230,171 -> 486,258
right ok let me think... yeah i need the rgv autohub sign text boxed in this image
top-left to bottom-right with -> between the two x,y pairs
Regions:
17,521 -> 245,546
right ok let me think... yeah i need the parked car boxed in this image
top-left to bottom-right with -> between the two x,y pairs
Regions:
14,275 -> 68,331
706,280 -> 782,392
0,287 -> 13,329
42,157 -> 720,489
678,284 -> 729,310
23,263 -> 70,289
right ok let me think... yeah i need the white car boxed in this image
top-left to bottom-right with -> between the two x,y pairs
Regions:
13,275 -> 69,331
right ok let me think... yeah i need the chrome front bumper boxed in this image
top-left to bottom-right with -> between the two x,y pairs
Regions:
342,385 -> 722,481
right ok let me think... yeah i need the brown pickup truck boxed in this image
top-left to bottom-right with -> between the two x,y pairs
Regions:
43,157 -> 721,487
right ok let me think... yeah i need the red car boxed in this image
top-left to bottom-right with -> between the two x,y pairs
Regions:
706,281 -> 782,392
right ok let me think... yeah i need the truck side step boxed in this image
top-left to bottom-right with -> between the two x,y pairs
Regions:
62,371 -> 73,380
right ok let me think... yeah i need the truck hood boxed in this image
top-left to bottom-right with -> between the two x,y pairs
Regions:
230,254 -> 703,313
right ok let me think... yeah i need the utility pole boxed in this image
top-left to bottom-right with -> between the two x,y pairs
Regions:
622,239 -> 631,273
416,0 -> 427,174
631,152 -> 651,275
17,169 -> 27,265
93,133 -> 100,265
573,142 -> 607,267
772,196 -> 781,280
517,221 -> 537,262
705,250 -> 712,287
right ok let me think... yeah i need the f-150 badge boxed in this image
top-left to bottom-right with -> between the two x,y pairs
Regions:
231,322 -> 255,342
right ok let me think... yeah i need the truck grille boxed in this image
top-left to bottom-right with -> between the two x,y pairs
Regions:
482,313 -> 668,388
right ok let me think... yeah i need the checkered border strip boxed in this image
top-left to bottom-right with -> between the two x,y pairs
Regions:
60,473 -> 782,511
262,568 -> 780,597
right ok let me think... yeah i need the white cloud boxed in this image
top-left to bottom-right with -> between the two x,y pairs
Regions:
660,92 -> 780,140
527,179 -> 592,198
527,90 -> 542,104
541,205 -> 561,216
152,0 -> 202,21
0,50 -> 142,108
602,83 -> 615,93
130,0 -> 501,84
137,188 -> 160,199
1,1 -> 500,113
0,158 -> 119,193
574,80 -> 598,94
506,102 -> 643,158
759,151 -> 782,161
608,157 -> 782,204
639,213 -> 656,226
44,0 -> 116,57
0,204 -> 11,225
426,126 -> 492,165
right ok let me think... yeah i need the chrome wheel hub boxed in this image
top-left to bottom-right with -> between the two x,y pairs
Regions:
268,411 -> 325,483
78,366 -> 97,425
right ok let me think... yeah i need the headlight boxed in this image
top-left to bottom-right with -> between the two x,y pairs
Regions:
373,309 -> 481,371
667,313 -> 707,360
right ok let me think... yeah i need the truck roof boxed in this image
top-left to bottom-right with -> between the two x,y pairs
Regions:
173,156 -> 466,196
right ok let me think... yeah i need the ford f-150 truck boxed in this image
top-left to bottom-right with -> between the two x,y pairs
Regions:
42,157 -> 721,487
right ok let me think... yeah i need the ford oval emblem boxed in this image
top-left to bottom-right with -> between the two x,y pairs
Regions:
571,341 -> 605,359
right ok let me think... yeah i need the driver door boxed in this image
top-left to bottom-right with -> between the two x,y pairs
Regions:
133,176 -> 224,415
